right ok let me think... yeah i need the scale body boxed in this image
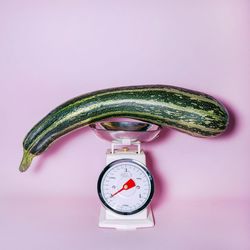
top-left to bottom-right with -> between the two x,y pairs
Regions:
90,120 -> 161,230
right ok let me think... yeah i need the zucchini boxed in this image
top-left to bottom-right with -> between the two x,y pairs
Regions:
19,85 -> 229,172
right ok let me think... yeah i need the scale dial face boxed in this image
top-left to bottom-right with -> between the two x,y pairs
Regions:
97,159 -> 154,215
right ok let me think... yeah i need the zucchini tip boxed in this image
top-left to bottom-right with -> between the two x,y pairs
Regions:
19,149 -> 35,172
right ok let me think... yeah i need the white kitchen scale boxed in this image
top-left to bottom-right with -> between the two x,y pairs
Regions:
90,119 -> 162,230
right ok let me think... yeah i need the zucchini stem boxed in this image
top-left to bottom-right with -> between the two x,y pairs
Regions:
19,149 -> 35,172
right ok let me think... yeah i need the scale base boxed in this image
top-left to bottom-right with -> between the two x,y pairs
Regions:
98,206 -> 154,230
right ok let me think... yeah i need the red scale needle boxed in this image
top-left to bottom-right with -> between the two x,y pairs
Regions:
111,179 -> 136,197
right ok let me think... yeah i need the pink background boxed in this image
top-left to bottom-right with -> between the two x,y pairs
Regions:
1,0 -> 249,249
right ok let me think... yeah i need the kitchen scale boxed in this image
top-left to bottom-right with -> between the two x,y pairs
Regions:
90,119 -> 162,230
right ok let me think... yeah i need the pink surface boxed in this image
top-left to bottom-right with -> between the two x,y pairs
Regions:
0,0 -> 249,249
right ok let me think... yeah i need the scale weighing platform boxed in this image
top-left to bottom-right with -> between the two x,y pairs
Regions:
90,119 -> 162,230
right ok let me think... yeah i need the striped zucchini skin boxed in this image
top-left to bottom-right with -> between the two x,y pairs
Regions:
19,85 -> 229,172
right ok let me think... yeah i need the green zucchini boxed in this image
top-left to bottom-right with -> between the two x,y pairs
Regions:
19,85 -> 229,172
